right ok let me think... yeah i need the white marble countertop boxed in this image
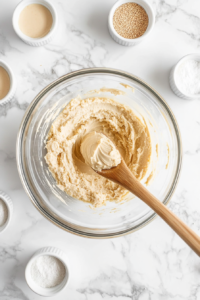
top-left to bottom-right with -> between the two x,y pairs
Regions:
1,0 -> 200,299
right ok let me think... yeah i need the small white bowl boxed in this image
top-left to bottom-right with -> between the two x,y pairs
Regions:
108,0 -> 155,46
169,53 -> 200,100
12,0 -> 58,47
25,247 -> 70,297
0,60 -> 16,106
0,191 -> 13,233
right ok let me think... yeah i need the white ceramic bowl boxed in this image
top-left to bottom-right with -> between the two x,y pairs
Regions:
12,0 -> 58,47
0,191 -> 13,233
169,53 -> 200,100
108,0 -> 155,46
25,247 -> 70,296
0,60 -> 16,106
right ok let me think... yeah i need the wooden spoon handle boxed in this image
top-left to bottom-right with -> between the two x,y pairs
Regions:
100,161 -> 200,256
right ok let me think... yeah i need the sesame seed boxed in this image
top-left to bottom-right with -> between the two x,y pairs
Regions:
113,2 -> 149,39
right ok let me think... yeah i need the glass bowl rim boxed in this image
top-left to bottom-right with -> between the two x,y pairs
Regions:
16,67 -> 182,238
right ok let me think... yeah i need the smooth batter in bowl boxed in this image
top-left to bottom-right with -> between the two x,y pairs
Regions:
16,68 -> 182,238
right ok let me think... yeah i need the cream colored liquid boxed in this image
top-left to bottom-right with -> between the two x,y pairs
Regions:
0,67 -> 10,100
19,4 -> 53,38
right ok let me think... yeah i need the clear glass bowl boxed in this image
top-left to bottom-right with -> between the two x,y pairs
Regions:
16,68 -> 182,238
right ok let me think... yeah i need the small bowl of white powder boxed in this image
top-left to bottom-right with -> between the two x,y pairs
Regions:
0,191 -> 13,233
169,53 -> 200,100
25,247 -> 69,296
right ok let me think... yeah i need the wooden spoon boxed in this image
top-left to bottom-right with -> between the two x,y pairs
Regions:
96,158 -> 200,256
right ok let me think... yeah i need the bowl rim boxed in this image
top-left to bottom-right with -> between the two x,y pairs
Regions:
16,67 -> 182,238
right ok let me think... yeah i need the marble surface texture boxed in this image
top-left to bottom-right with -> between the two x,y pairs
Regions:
0,0 -> 200,299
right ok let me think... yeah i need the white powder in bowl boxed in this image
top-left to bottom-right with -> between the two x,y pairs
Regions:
0,198 -> 8,226
30,255 -> 66,288
176,59 -> 200,95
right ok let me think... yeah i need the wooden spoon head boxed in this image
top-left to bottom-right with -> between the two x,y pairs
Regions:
95,158 -> 132,186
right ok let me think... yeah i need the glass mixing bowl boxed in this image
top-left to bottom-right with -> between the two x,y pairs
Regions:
16,68 -> 182,238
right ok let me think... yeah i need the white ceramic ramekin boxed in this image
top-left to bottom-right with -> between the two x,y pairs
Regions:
0,191 -> 13,233
0,60 -> 16,106
12,0 -> 58,47
108,0 -> 155,46
169,53 -> 200,100
25,247 -> 70,296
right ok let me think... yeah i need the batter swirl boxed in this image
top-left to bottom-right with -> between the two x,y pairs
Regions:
45,97 -> 152,207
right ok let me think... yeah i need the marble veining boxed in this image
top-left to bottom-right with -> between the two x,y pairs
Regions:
0,0 -> 200,299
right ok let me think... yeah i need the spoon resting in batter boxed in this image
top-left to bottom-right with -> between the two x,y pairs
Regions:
80,131 -> 121,171
81,132 -> 200,256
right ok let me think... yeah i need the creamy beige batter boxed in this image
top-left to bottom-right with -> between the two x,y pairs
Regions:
45,97 -> 152,207
81,131 -> 121,171
0,66 -> 10,100
19,4 -> 53,38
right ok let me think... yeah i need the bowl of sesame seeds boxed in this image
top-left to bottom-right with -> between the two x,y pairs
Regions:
108,0 -> 155,46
